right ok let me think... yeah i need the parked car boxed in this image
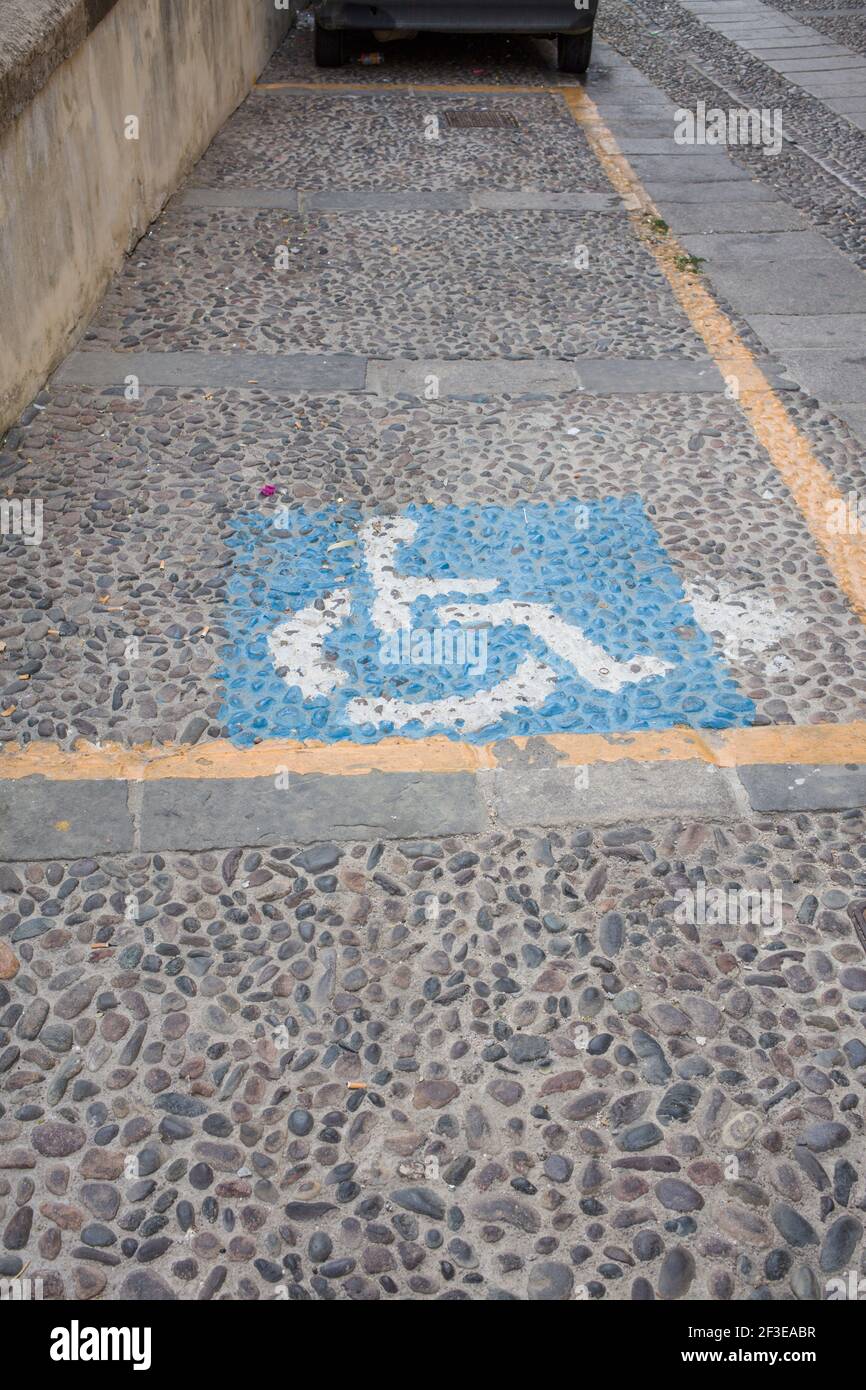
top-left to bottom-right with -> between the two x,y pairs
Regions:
313,2 -> 599,74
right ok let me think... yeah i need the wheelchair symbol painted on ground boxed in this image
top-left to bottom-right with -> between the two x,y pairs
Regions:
221,500 -> 753,745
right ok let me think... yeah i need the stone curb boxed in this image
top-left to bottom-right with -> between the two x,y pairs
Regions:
4,761 -> 866,857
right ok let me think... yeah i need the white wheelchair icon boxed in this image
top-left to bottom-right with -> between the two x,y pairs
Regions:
268,515 -> 672,733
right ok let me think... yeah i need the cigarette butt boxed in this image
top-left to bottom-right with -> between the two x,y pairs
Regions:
347,1082 -> 367,1090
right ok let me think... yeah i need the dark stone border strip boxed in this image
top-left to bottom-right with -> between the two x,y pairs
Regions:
6,762 -> 866,856
0,777 -> 134,860
53,350 -> 368,392
367,356 -> 793,396
176,188 -> 627,214
137,773 -> 488,852
737,763 -> 866,811
53,350 -> 795,398
177,188 -> 301,210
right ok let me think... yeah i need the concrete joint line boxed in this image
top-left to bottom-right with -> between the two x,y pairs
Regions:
127,778 -> 144,854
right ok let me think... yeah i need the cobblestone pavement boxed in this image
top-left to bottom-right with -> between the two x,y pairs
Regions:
601,0 -> 866,266
3,13 -> 866,1303
2,815 -> 866,1302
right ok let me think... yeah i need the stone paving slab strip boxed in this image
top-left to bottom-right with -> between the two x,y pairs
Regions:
690,257 -> 866,316
680,230 -> 859,263
738,763 -> 866,812
10,754 -> 866,856
54,351 -> 368,392
772,351 -> 866,405
177,189 -> 301,210
0,780 -> 134,860
746,314 -> 866,352
137,773 -> 490,852
488,759 -> 742,829
650,201 -> 809,233
53,353 -> 747,398
641,179 -> 776,205
365,357 -> 733,397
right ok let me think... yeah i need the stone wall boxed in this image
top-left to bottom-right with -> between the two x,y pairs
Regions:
0,0 -> 295,433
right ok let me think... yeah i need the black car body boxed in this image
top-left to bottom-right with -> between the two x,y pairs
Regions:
314,1 -> 599,71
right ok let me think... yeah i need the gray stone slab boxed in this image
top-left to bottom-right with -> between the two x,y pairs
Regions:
591,89 -> 680,114
0,779 -> 134,860
655,200 -> 808,233
629,154 -> 752,184
769,57 -> 866,72
576,358 -> 729,393
649,179 -> 775,205
489,761 -> 740,829
54,351 -> 368,392
614,138 -> 725,155
747,314 -> 866,351
775,351 -> 866,404
680,230 -> 847,263
469,191 -> 625,213
366,357 -> 582,398
833,404 -> 866,446
707,16 -> 808,27
800,75 -> 866,96
592,99 -> 680,114
177,188 -> 300,210
738,765 -> 866,812
714,29 -> 807,42
139,774 -> 489,850
592,68 -> 663,87
305,189 -> 466,211
366,357 -> 731,398
751,44 -> 854,56
603,123 -> 682,144
701,257 -> 866,315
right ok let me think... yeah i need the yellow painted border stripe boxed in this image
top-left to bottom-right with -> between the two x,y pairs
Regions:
254,81 -> 570,94
1,723 -> 865,781
560,86 -> 866,623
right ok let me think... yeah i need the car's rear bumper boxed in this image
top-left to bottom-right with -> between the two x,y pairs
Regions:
318,2 -> 598,33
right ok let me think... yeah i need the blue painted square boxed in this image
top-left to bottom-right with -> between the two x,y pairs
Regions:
219,499 -> 754,745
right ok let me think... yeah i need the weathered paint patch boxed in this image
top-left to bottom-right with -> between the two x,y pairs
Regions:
683,579 -> 798,664
220,500 -> 753,745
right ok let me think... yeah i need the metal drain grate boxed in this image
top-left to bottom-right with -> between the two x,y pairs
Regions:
443,109 -> 520,130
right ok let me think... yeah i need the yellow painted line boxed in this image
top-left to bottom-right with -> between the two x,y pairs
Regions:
560,86 -> 866,623
1,722 -> 865,781
255,81 -> 563,94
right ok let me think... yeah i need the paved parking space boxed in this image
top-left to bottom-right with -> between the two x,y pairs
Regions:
2,13 -> 866,1307
4,40 -> 866,836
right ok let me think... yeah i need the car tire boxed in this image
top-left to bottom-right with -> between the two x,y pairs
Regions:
314,20 -> 345,67
557,28 -> 594,74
